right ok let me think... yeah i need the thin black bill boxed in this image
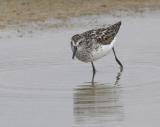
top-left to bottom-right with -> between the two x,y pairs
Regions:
72,46 -> 77,59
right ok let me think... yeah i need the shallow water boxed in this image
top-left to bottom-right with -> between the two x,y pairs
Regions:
0,14 -> 160,127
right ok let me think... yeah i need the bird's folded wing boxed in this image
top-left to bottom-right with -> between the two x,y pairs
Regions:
94,21 -> 121,45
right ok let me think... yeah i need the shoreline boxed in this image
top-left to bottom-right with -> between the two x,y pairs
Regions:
0,11 -> 159,39
0,0 -> 160,29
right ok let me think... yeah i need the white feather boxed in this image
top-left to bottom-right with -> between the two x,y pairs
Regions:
92,37 -> 116,61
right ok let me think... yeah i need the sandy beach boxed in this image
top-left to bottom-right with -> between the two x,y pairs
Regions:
0,0 -> 160,29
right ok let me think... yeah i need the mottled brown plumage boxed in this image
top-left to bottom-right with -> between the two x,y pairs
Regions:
72,21 -> 121,46
71,21 -> 123,83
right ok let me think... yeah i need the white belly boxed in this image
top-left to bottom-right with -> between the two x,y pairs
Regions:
92,38 -> 116,61
75,38 -> 116,63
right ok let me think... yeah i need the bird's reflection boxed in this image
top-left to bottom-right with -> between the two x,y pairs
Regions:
114,69 -> 123,86
73,82 -> 124,126
91,68 -> 123,86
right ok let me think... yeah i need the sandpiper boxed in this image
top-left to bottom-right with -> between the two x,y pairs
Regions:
71,21 -> 123,83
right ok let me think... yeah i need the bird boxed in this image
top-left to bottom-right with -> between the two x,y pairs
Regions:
71,21 -> 123,83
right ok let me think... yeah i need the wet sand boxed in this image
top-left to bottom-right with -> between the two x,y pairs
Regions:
0,0 -> 160,28
0,12 -> 160,127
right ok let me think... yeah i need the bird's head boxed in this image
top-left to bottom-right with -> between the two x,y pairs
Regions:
71,34 -> 83,59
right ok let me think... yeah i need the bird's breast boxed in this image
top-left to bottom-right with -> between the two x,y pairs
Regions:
91,44 -> 112,61
75,38 -> 116,62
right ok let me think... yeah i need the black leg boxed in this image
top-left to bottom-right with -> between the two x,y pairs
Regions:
91,62 -> 96,84
112,47 -> 123,72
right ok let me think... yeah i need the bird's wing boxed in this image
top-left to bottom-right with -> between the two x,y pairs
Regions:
91,22 -> 121,45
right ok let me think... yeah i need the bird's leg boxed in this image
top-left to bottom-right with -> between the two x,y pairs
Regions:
91,62 -> 96,84
112,47 -> 123,72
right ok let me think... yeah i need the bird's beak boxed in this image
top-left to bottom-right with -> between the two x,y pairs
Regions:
72,46 -> 77,59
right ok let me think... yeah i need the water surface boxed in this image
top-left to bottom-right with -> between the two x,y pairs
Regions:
0,14 -> 160,127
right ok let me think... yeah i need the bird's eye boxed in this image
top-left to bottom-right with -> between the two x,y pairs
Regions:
79,41 -> 82,45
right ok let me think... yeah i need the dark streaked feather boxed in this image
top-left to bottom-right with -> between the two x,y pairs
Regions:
80,21 -> 121,45
71,34 -> 82,42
